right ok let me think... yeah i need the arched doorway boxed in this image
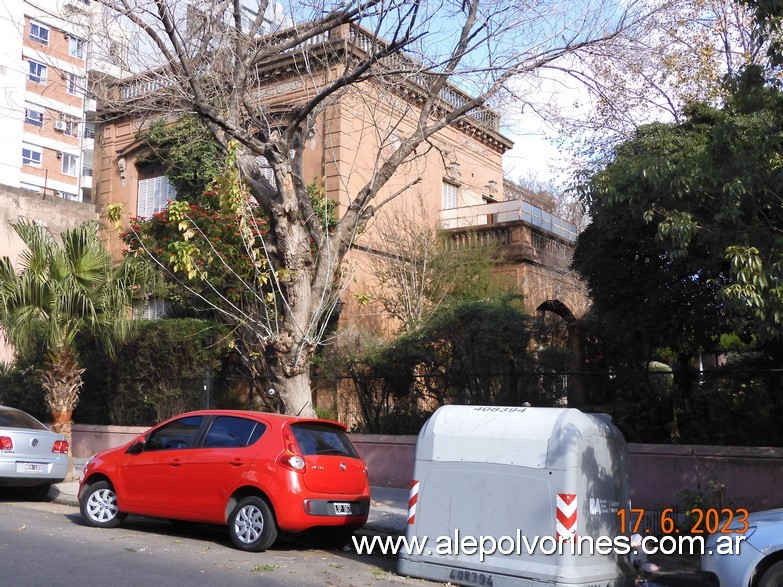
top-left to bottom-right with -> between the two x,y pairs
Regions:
535,298 -> 585,408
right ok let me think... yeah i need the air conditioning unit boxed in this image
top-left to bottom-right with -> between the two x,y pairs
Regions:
54,120 -> 68,131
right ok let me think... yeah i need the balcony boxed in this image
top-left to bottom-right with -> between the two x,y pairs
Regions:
439,200 -> 577,242
81,166 -> 93,189
440,200 -> 577,270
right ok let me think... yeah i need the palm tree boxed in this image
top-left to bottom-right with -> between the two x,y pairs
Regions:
0,219 -> 133,473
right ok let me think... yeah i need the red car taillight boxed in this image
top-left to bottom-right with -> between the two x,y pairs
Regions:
278,454 -> 306,471
52,440 -> 68,454
0,436 -> 12,450
277,430 -> 306,472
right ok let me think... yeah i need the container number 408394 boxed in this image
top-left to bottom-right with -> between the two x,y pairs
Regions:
449,568 -> 493,586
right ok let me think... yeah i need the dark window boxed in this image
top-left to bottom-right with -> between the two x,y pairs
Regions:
25,108 -> 44,127
30,22 -> 49,45
203,416 -> 266,448
291,423 -> 358,458
145,416 -> 204,451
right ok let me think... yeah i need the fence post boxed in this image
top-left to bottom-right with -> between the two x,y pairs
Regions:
202,367 -> 212,409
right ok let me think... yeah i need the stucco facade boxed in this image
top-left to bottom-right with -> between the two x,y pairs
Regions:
92,27 -> 513,334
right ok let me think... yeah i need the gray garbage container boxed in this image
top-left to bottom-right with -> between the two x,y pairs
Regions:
397,405 -> 635,587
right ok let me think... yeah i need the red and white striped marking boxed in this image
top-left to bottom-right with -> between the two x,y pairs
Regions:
556,493 -> 577,541
407,480 -> 419,525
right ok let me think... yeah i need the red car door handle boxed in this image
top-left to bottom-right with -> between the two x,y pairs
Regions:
230,458 -> 244,467
169,459 -> 182,467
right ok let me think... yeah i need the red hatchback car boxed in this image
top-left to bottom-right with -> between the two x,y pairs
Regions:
78,410 -> 370,551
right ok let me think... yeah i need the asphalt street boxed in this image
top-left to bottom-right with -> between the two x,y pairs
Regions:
0,460 -> 714,587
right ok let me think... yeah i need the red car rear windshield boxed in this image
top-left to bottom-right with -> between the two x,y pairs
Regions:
290,423 -> 358,458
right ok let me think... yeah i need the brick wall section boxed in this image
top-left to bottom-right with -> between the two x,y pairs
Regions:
71,425 -> 783,513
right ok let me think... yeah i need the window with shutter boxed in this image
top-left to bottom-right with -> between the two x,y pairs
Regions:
442,181 -> 458,210
137,176 -> 177,217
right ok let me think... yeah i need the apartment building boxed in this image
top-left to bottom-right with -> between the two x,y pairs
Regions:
0,0 -> 98,202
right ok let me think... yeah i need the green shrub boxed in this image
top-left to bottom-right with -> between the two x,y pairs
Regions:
76,318 -> 234,425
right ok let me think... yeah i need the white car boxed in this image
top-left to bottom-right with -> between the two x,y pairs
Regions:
0,405 -> 69,499
702,508 -> 783,587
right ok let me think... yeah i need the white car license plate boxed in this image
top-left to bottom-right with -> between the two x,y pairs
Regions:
334,502 -> 352,515
18,462 -> 44,473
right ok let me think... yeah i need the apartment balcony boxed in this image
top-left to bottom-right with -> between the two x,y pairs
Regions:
81,165 -> 93,189
84,97 -> 97,116
82,132 -> 95,151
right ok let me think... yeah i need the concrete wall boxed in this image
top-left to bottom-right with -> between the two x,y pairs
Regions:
630,443 -> 783,513
71,425 -> 783,513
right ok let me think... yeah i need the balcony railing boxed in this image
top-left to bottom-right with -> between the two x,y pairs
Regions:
446,227 -> 510,251
440,200 -> 577,242
115,24 -> 500,133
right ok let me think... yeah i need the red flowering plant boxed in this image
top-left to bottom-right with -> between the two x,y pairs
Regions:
114,160 -> 271,312
108,143 -> 339,356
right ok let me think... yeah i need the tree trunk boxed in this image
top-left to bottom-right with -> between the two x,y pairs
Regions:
267,364 -> 317,418
50,409 -> 76,480
40,348 -> 84,480
566,322 -> 586,408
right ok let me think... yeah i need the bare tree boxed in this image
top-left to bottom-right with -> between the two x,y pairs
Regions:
523,0 -> 767,169
504,174 -> 588,232
96,0 -> 654,416
360,197 -> 508,333
360,199 -> 442,333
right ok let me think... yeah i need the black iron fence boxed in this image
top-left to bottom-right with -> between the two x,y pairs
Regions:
1,367 -> 781,445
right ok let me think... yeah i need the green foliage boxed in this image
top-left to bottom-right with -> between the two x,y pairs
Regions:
137,116 -> 224,201
121,147 -> 337,324
433,236 -> 511,304
580,322 -> 783,445
679,478 -> 726,524
406,295 -> 539,406
0,219 -> 136,418
742,0 -> 783,65
0,219 -> 133,359
0,368 -> 48,421
575,70 -> 783,379
646,361 -> 674,398
315,406 -> 338,421
76,318 -> 235,425
323,295 -> 563,433
120,177 -> 270,314
308,179 -> 338,232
